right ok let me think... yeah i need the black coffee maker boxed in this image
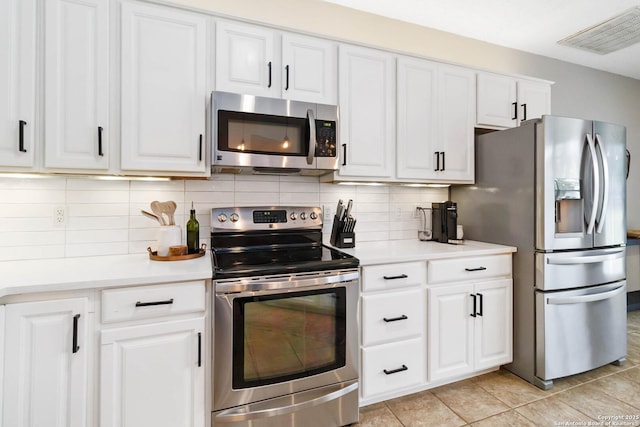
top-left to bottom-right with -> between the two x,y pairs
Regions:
432,201 -> 458,243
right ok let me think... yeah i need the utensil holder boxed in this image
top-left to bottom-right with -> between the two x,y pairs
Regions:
330,215 -> 356,248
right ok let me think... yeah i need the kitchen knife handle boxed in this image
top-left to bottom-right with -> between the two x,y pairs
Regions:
197,332 -> 202,367
477,293 -> 483,316
199,134 -> 203,162
470,294 -> 477,317
285,65 -> 290,91
135,298 -> 174,307
383,315 -> 408,323
19,120 -> 27,152
267,61 -> 272,88
98,126 -> 104,156
342,143 -> 347,166
383,365 -> 408,375
383,274 -> 408,280
72,314 -> 81,353
521,103 -> 527,121
512,102 -> 518,120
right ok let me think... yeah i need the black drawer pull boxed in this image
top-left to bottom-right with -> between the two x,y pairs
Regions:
464,267 -> 487,272
470,294 -> 477,317
72,314 -> 81,353
19,120 -> 27,152
383,274 -> 408,280
197,332 -> 202,367
383,365 -> 408,375
135,298 -> 174,307
477,292 -> 483,317
98,126 -> 104,156
383,315 -> 408,323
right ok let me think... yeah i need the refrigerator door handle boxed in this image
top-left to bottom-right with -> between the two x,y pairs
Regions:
546,284 -> 625,305
594,133 -> 609,233
585,133 -> 600,235
546,249 -> 625,265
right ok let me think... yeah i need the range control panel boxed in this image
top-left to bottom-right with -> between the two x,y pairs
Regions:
211,206 -> 323,231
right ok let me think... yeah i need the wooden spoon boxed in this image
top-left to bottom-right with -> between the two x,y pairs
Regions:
150,201 -> 166,226
141,209 -> 162,224
165,201 -> 177,226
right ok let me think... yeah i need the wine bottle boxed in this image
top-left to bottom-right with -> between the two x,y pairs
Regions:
186,202 -> 199,254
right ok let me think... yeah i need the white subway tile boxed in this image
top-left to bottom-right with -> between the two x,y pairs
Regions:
65,242 -> 128,257
0,189 -> 66,204
67,190 -> 129,204
66,178 -> 129,191
0,217 -> 59,232
67,216 -> 129,230
129,180 -> 185,192
0,245 -> 65,261
71,203 -> 129,217
66,229 -> 128,244
234,192 -> 279,205
0,230 -> 65,247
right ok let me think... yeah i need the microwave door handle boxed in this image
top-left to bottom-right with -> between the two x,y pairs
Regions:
585,133 -> 599,235
594,134 -> 609,233
307,109 -> 316,165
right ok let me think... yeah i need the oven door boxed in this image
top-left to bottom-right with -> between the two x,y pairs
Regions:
213,270 -> 359,413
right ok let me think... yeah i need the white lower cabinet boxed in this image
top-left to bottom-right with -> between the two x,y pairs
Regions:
1,298 -> 90,427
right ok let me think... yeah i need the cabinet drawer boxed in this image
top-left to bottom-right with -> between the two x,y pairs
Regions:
102,281 -> 205,324
361,338 -> 425,399
428,254 -> 511,284
362,262 -> 426,292
362,288 -> 424,346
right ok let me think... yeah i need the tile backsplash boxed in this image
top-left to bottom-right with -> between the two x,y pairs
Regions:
0,174 -> 448,261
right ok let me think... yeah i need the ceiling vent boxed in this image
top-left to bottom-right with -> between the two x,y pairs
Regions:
558,6 -> 640,54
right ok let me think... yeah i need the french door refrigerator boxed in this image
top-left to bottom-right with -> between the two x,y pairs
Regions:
452,115 -> 627,389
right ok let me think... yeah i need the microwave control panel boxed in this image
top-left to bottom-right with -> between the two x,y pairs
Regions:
315,120 -> 337,158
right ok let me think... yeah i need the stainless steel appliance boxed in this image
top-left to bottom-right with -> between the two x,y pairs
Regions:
431,201 -> 458,243
212,91 -> 339,175
452,115 -> 627,389
211,206 -> 360,426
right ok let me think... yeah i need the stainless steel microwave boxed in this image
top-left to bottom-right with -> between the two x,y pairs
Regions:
211,91 -> 339,175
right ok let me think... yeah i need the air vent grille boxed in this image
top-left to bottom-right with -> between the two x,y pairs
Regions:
558,6 -> 640,54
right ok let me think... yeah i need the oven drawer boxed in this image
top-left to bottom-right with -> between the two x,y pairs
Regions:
362,262 -> 426,292
362,288 -> 425,346
427,254 -> 511,284
101,281 -> 205,324
361,338 -> 426,399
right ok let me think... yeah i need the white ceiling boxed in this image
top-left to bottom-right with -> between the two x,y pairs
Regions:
322,0 -> 640,80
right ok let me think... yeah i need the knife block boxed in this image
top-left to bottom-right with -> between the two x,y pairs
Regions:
330,215 -> 355,248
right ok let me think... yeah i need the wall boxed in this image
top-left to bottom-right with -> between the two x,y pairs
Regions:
171,0 -> 640,227
0,175 -> 447,261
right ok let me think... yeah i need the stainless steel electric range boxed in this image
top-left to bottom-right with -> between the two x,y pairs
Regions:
210,206 -> 360,427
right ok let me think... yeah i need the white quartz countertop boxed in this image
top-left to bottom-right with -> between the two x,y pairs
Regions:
336,240 -> 517,266
0,252 -> 213,299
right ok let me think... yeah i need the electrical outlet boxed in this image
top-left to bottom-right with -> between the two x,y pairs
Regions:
53,206 -> 65,227
323,205 -> 333,220
394,207 -> 402,218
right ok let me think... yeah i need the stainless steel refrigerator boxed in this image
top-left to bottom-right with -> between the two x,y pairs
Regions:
452,115 -> 627,390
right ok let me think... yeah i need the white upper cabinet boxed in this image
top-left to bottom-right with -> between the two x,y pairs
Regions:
44,0 -> 110,171
477,72 -> 551,128
0,0 -> 36,168
120,1 -> 207,174
397,58 -> 475,182
337,44 -> 395,178
216,21 -> 337,104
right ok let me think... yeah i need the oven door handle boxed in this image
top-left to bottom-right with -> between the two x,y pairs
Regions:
215,270 -> 359,293
307,108 -> 316,166
214,381 -> 358,422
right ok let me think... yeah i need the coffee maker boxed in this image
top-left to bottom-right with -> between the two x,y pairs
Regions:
431,201 -> 458,243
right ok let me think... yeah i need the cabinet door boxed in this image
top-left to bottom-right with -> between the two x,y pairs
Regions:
517,80 -> 551,123
338,44 -> 395,178
476,72 -> 517,128
428,283 -> 474,381
120,1 -> 207,173
0,0 -> 36,167
44,0 -> 109,170
438,64 -> 475,182
396,56 -> 438,180
281,33 -> 337,104
215,20 -> 279,98
474,279 -> 513,370
2,298 -> 89,427
100,317 -> 205,427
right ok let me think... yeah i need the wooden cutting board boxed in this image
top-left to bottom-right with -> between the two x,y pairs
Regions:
628,230 -> 640,239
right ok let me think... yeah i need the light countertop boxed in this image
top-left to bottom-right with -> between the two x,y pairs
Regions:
0,252 -> 213,299
335,239 -> 517,266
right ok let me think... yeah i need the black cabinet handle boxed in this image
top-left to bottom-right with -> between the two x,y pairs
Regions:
383,364 -> 408,375
19,120 -> 27,152
440,152 -> 445,171
512,102 -> 518,120
521,103 -> 527,121
470,294 -> 477,317
135,298 -> 174,307
198,134 -> 203,162
383,274 -> 408,280
465,266 -> 487,272
285,65 -> 290,91
72,314 -> 80,353
98,126 -> 104,156
342,143 -> 347,166
197,332 -> 202,367
477,293 -> 483,317
434,151 -> 440,171
383,315 -> 408,322
267,61 -> 272,88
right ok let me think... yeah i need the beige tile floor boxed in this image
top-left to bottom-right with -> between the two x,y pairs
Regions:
357,310 -> 640,427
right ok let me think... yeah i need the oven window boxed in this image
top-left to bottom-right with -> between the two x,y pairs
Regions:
218,110 -> 308,156
232,287 -> 347,389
